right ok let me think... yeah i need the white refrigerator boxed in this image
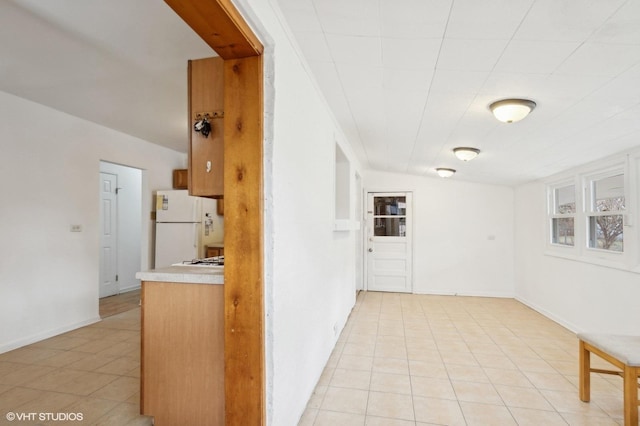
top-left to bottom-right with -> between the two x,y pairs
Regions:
154,190 -> 222,268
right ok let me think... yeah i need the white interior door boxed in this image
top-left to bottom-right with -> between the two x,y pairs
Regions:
99,172 -> 118,298
366,192 -> 412,293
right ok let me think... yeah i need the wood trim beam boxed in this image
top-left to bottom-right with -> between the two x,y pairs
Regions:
165,2 -> 265,424
164,0 -> 263,59
223,55 -> 264,425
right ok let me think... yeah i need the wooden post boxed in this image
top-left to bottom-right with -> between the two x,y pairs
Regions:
579,340 -> 591,402
223,55 -> 264,425
164,1 -> 265,424
623,366 -> 638,426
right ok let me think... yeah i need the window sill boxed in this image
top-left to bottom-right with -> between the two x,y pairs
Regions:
544,248 -> 640,274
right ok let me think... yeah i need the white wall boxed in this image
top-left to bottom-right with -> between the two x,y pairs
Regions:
0,90 -> 186,353
515,180 -> 640,335
232,1 -> 363,424
364,170 -> 515,297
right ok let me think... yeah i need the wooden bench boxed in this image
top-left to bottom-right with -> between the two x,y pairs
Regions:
578,333 -> 640,426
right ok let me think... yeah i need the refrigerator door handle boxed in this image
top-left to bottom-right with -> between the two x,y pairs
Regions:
195,197 -> 202,221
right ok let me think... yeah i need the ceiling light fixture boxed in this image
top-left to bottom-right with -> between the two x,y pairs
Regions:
489,98 -> 536,123
453,147 -> 480,161
436,168 -> 456,178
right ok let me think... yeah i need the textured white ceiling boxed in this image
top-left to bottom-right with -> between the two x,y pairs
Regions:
277,0 -> 640,185
2,0 -> 639,186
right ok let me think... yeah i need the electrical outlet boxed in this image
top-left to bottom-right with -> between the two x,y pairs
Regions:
70,225 -> 82,232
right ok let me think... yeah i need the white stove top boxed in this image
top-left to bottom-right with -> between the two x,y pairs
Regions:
172,256 -> 224,267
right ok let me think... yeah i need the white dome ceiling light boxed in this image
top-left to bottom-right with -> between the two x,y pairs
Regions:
436,168 -> 456,178
453,147 -> 480,161
489,99 -> 536,123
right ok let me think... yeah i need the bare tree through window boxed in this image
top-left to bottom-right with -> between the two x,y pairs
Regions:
593,197 -> 624,251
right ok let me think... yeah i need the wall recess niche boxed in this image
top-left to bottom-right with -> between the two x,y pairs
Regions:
334,143 -> 358,231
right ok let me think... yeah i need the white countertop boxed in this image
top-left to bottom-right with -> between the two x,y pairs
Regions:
136,265 -> 224,285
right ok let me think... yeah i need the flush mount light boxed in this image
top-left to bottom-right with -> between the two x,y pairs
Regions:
436,168 -> 456,178
489,98 -> 536,123
453,147 -> 480,161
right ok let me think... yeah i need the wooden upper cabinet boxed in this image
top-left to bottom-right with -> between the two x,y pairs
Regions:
188,57 -> 224,198
172,169 -> 188,189
216,198 -> 224,216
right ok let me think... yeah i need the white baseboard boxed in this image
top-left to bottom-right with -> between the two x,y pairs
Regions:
117,284 -> 141,294
412,289 -> 515,299
514,295 -> 580,334
0,316 -> 102,355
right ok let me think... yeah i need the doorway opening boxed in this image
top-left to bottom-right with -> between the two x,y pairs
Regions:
355,172 -> 363,292
99,289 -> 141,318
99,161 -> 142,304
365,192 -> 413,293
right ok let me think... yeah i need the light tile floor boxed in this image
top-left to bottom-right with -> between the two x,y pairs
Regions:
99,290 -> 141,319
1,292 -> 636,425
0,308 -> 150,426
299,292 -> 636,426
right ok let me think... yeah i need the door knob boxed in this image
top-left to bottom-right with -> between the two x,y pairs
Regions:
368,248 -> 373,252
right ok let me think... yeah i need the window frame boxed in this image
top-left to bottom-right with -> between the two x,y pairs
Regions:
547,181 -> 577,249
544,154 -> 639,273
583,168 -> 626,255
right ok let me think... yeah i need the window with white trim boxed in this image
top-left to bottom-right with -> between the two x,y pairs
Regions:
545,154 -> 640,271
550,184 -> 576,246
585,172 -> 625,252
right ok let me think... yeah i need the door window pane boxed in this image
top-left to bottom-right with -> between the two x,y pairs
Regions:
373,196 -> 407,236
374,217 -> 406,237
374,197 -> 406,216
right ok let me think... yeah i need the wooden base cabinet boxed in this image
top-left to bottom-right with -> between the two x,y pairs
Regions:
141,281 -> 224,425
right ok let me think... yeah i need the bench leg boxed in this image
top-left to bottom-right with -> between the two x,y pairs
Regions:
623,366 -> 638,426
579,340 -> 591,402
